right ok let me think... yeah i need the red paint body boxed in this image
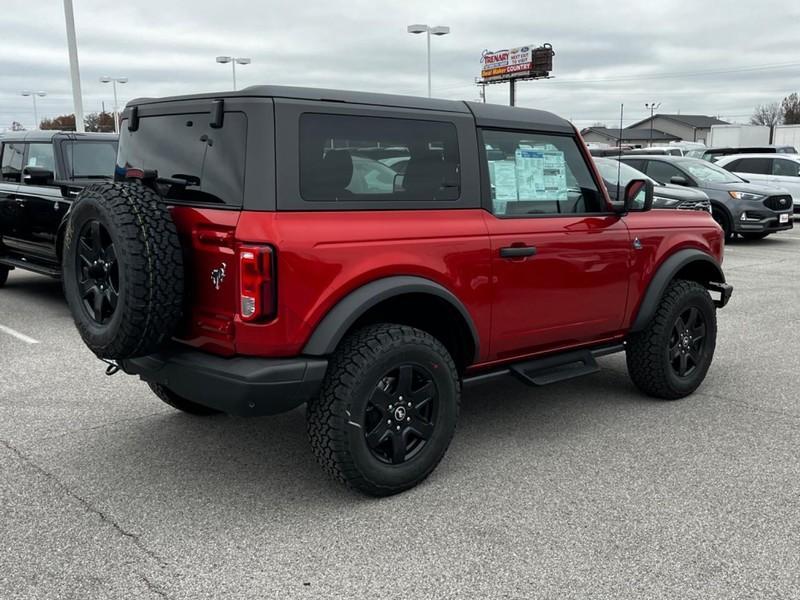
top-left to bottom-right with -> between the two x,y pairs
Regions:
169,204 -> 723,372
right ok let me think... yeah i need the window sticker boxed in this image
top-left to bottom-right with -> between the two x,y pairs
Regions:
515,148 -> 568,201
490,160 -> 518,214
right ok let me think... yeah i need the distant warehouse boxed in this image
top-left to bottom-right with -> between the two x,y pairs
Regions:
582,114 -> 729,147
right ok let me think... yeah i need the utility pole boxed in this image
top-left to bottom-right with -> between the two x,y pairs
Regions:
645,102 -> 661,147
509,80 -> 516,107
63,0 -> 85,132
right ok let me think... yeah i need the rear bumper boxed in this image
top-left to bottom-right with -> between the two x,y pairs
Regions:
120,346 -> 328,416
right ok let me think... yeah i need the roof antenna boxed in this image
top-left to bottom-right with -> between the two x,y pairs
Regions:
617,103 -> 624,203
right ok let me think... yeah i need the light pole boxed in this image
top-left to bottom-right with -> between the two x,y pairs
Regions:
645,102 -> 661,147
21,91 -> 46,129
100,76 -> 128,133
216,56 -> 251,91
63,0 -> 85,132
407,24 -> 450,98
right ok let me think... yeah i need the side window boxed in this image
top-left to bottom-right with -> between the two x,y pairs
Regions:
732,157 -> 770,174
622,158 -> 645,171
772,159 -> 800,177
1,142 -> 25,182
25,143 -> 56,173
481,129 -> 605,216
645,161 -> 684,184
299,114 -> 459,202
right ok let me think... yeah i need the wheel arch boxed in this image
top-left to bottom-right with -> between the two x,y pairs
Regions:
302,276 -> 480,373
630,249 -> 725,333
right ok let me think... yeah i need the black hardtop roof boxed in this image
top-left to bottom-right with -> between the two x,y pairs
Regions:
125,85 -> 573,133
0,130 -> 118,143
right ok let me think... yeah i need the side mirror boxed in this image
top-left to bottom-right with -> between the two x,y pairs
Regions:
22,166 -> 54,186
670,175 -> 689,186
623,179 -> 654,213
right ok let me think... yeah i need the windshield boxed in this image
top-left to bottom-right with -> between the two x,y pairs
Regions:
63,140 -> 118,179
682,160 -> 741,184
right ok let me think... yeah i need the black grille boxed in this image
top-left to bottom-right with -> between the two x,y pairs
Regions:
764,195 -> 793,211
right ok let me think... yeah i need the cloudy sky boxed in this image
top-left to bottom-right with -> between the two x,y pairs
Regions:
2,0 -> 799,131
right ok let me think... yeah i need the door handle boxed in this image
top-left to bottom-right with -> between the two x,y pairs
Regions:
499,245 -> 537,258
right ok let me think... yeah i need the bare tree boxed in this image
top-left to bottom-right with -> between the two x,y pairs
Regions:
751,102 -> 783,142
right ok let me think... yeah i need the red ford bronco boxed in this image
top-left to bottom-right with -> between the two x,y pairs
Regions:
61,86 -> 732,496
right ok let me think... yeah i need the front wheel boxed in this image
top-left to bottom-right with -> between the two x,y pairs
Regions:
711,207 -> 734,243
626,280 -> 717,400
307,324 -> 460,496
0,265 -> 9,288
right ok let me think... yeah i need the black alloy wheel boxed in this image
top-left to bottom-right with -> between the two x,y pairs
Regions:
364,363 -> 438,465
76,220 -> 119,325
668,306 -> 707,378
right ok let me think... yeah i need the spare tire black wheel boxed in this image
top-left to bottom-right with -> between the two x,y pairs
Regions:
62,182 -> 184,360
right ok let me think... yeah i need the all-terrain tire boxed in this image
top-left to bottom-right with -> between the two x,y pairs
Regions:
62,182 -> 184,359
626,279 -> 717,400
0,265 -> 8,287
307,324 -> 460,496
148,382 -> 221,416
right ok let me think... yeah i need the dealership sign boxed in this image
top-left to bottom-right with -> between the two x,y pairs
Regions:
479,44 -> 554,82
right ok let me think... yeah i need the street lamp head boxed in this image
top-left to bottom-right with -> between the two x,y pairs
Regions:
235,57 -> 251,65
430,25 -> 450,36
216,56 -> 232,64
117,77 -> 128,84
407,24 -> 428,34
21,91 -> 32,97
100,76 -> 112,83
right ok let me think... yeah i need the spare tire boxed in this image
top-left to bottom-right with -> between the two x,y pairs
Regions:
62,181 -> 184,359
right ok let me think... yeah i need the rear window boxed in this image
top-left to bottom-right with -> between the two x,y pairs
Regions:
117,112 -> 247,207
63,140 -> 118,179
299,114 -> 460,202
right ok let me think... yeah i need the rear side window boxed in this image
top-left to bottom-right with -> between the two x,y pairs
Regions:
63,140 -> 118,179
117,112 -> 247,207
25,143 -> 56,172
772,158 -> 800,177
299,114 -> 460,202
730,157 -> 770,175
481,129 -> 605,216
1,142 -> 25,182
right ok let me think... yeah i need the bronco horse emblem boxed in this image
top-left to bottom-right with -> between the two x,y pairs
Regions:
211,262 -> 227,290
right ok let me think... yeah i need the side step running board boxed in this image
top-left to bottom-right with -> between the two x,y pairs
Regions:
510,350 -> 599,386
0,256 -> 61,278
463,343 -> 625,387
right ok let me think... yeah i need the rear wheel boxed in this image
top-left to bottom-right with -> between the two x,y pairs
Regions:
307,324 -> 460,496
626,279 -> 717,400
740,232 -> 769,241
0,265 -> 8,287
148,382 -> 221,416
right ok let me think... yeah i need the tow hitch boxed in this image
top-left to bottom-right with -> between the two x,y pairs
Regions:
100,358 -> 121,376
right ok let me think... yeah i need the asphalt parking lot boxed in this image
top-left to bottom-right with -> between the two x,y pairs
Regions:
2,226 -> 799,600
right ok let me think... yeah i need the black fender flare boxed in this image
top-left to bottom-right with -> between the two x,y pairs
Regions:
630,249 -> 725,333
302,275 -> 480,361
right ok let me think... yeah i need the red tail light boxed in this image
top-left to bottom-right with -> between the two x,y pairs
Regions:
238,245 -> 275,322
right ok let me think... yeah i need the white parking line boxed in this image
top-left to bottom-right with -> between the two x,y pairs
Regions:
0,324 -> 40,344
